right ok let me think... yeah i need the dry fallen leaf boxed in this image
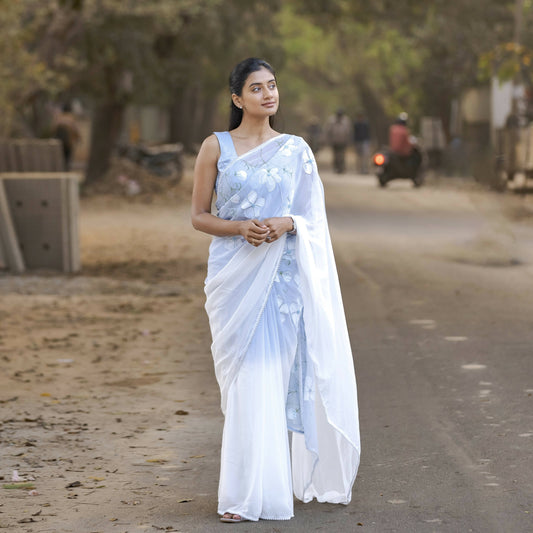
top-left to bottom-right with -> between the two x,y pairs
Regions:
3,483 -> 36,490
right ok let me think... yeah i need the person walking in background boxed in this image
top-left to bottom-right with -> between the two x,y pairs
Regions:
353,112 -> 370,174
305,116 -> 323,154
54,102 -> 80,171
191,57 -> 360,523
325,108 -> 351,174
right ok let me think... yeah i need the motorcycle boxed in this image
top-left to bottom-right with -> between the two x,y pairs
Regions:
117,142 -> 184,182
372,144 -> 424,188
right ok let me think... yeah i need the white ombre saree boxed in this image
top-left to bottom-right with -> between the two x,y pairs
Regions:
205,132 -> 360,521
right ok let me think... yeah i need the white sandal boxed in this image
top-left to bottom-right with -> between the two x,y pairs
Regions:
220,513 -> 249,523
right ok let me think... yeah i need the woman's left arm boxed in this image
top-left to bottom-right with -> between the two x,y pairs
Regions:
262,216 -> 294,242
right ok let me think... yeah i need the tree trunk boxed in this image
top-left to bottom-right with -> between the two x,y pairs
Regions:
169,87 -> 185,143
169,85 -> 196,151
196,96 -> 218,143
85,102 -> 124,183
355,79 -> 390,147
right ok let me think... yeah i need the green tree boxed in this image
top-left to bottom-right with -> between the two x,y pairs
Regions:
61,0 -> 282,180
67,0 -> 208,182
0,0 -> 61,137
279,0 -> 516,142
2,0 -> 523,180
161,0 -> 284,149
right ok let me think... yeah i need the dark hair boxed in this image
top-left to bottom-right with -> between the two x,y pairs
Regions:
228,57 -> 276,130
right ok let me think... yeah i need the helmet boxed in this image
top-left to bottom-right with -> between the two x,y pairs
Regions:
396,111 -> 408,125
398,111 -> 408,122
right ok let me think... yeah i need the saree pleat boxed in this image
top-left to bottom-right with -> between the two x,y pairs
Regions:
205,132 -> 360,521
218,296 -> 296,520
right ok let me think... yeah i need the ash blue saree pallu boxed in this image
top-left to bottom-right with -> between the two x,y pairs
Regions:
204,133 -> 360,518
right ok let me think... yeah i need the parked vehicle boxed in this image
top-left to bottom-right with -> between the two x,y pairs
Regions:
117,142 -> 183,182
372,144 -> 424,188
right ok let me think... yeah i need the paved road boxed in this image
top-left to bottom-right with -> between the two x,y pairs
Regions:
328,174 -> 533,533
179,173 -> 533,533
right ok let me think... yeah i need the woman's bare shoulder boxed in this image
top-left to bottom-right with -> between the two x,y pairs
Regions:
203,133 -> 220,151
197,134 -> 220,162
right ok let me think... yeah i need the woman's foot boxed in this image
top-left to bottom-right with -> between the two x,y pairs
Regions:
220,512 -> 248,523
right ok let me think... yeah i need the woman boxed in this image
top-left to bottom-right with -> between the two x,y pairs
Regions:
191,58 -> 360,523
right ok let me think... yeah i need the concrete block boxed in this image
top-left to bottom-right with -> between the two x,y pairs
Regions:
0,140 -> 10,172
0,179 -> 25,273
4,142 -> 20,171
13,140 -> 63,172
0,139 -> 64,172
1,173 -> 80,272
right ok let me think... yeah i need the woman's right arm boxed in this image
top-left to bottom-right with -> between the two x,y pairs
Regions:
191,135 -> 269,243
191,135 -> 243,237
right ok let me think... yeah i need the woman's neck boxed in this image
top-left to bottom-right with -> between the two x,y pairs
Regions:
232,117 -> 276,140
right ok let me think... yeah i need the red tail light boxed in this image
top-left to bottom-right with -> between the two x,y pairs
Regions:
374,153 -> 385,166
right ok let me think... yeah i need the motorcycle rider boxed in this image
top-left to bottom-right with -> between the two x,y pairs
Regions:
388,112 -> 421,176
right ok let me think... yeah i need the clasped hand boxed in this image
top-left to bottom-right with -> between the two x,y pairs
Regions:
241,217 -> 292,247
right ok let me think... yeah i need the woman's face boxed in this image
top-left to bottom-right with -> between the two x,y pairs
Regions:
233,67 -> 279,119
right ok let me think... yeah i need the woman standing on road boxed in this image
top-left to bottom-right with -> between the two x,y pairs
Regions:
191,57 -> 360,523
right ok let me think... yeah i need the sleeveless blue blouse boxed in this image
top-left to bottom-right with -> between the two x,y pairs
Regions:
214,131 -> 238,175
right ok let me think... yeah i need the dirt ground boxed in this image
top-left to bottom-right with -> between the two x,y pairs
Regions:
2,153 -> 533,532
0,167 -> 221,532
